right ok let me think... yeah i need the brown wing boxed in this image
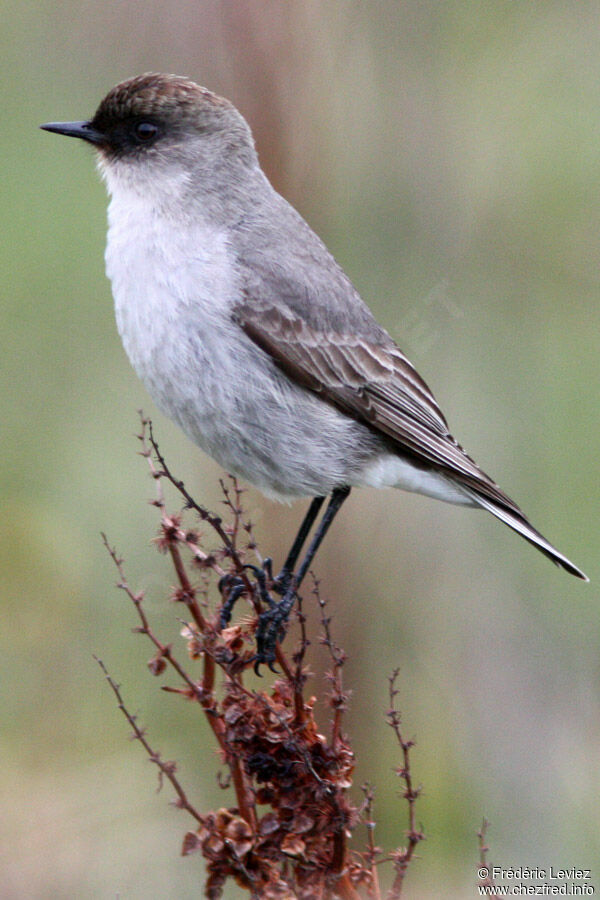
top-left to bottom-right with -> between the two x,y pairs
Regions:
233,300 -> 521,512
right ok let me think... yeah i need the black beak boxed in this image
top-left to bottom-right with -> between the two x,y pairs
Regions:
40,120 -> 105,146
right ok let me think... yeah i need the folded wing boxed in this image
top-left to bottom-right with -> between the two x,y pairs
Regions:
233,299 -> 587,580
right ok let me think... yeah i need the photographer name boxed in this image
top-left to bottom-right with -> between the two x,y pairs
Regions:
492,867 -> 592,881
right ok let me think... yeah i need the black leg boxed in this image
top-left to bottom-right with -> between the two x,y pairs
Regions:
276,495 -> 325,590
255,486 -> 351,669
218,496 -> 325,629
292,487 -> 350,591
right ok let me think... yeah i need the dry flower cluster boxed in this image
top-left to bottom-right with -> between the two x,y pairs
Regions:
98,415 -> 427,899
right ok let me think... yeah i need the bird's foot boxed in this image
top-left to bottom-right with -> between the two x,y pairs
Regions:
218,560 -> 272,629
218,560 -> 297,673
253,588 -> 297,673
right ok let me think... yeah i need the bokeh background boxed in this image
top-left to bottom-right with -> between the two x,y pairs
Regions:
2,2 -> 599,897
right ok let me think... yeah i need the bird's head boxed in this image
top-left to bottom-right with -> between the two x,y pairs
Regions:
41,73 -> 258,206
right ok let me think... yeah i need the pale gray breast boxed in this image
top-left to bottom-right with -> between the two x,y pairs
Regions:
104,189 -> 380,497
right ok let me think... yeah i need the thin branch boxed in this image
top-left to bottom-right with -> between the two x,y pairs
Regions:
219,475 -> 245,554
477,817 -> 490,869
291,593 -> 309,725
477,818 -> 499,897
102,532 -> 258,830
101,533 -> 211,706
386,668 -> 424,899
100,420 -> 426,897
148,420 -> 243,569
362,783 -> 382,900
138,414 -> 228,581
95,656 -> 205,826
162,519 -> 210,632
315,579 -> 348,749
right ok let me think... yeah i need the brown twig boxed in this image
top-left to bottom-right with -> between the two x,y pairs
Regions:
95,656 -> 205,826
291,593 -> 309,725
477,817 -> 490,868
142,416 -> 264,624
162,520 -> 210,631
362,783 -> 382,900
101,534 -> 210,703
219,474 -> 245,554
148,420 -> 243,570
477,818 -> 499,897
315,579 -> 348,750
101,531 -> 258,830
99,418 -> 425,897
386,668 -> 424,899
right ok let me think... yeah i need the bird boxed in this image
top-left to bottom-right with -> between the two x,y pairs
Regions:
41,73 -> 587,663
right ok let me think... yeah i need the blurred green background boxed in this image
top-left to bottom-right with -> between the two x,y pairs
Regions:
2,2 -> 599,897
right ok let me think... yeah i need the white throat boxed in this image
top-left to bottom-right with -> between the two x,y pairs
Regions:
103,164 -> 238,409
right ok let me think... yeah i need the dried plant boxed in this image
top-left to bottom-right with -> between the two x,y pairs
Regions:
476,819 -> 500,898
97,414 -> 424,898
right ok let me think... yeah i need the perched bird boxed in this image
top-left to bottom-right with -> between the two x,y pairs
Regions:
41,73 -> 587,662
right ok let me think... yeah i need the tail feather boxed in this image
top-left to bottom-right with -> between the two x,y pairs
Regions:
461,486 -> 588,581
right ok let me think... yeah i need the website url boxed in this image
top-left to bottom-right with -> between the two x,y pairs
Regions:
478,885 -> 595,896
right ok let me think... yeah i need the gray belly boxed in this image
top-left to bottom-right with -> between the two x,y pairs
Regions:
133,317 -> 381,499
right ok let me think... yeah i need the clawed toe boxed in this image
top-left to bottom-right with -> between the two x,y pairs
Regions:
217,560 -> 280,633
218,577 -> 246,629
217,561 -> 299,672
253,588 -> 297,673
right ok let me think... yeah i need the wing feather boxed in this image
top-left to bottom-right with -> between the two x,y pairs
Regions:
233,300 -> 516,509
232,298 -> 587,579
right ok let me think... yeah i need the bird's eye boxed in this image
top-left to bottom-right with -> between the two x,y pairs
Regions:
133,121 -> 159,142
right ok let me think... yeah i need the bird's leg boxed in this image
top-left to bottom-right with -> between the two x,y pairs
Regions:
273,495 -> 326,593
291,487 -> 350,592
218,496 -> 325,629
255,486 -> 350,670
219,488 -> 350,669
